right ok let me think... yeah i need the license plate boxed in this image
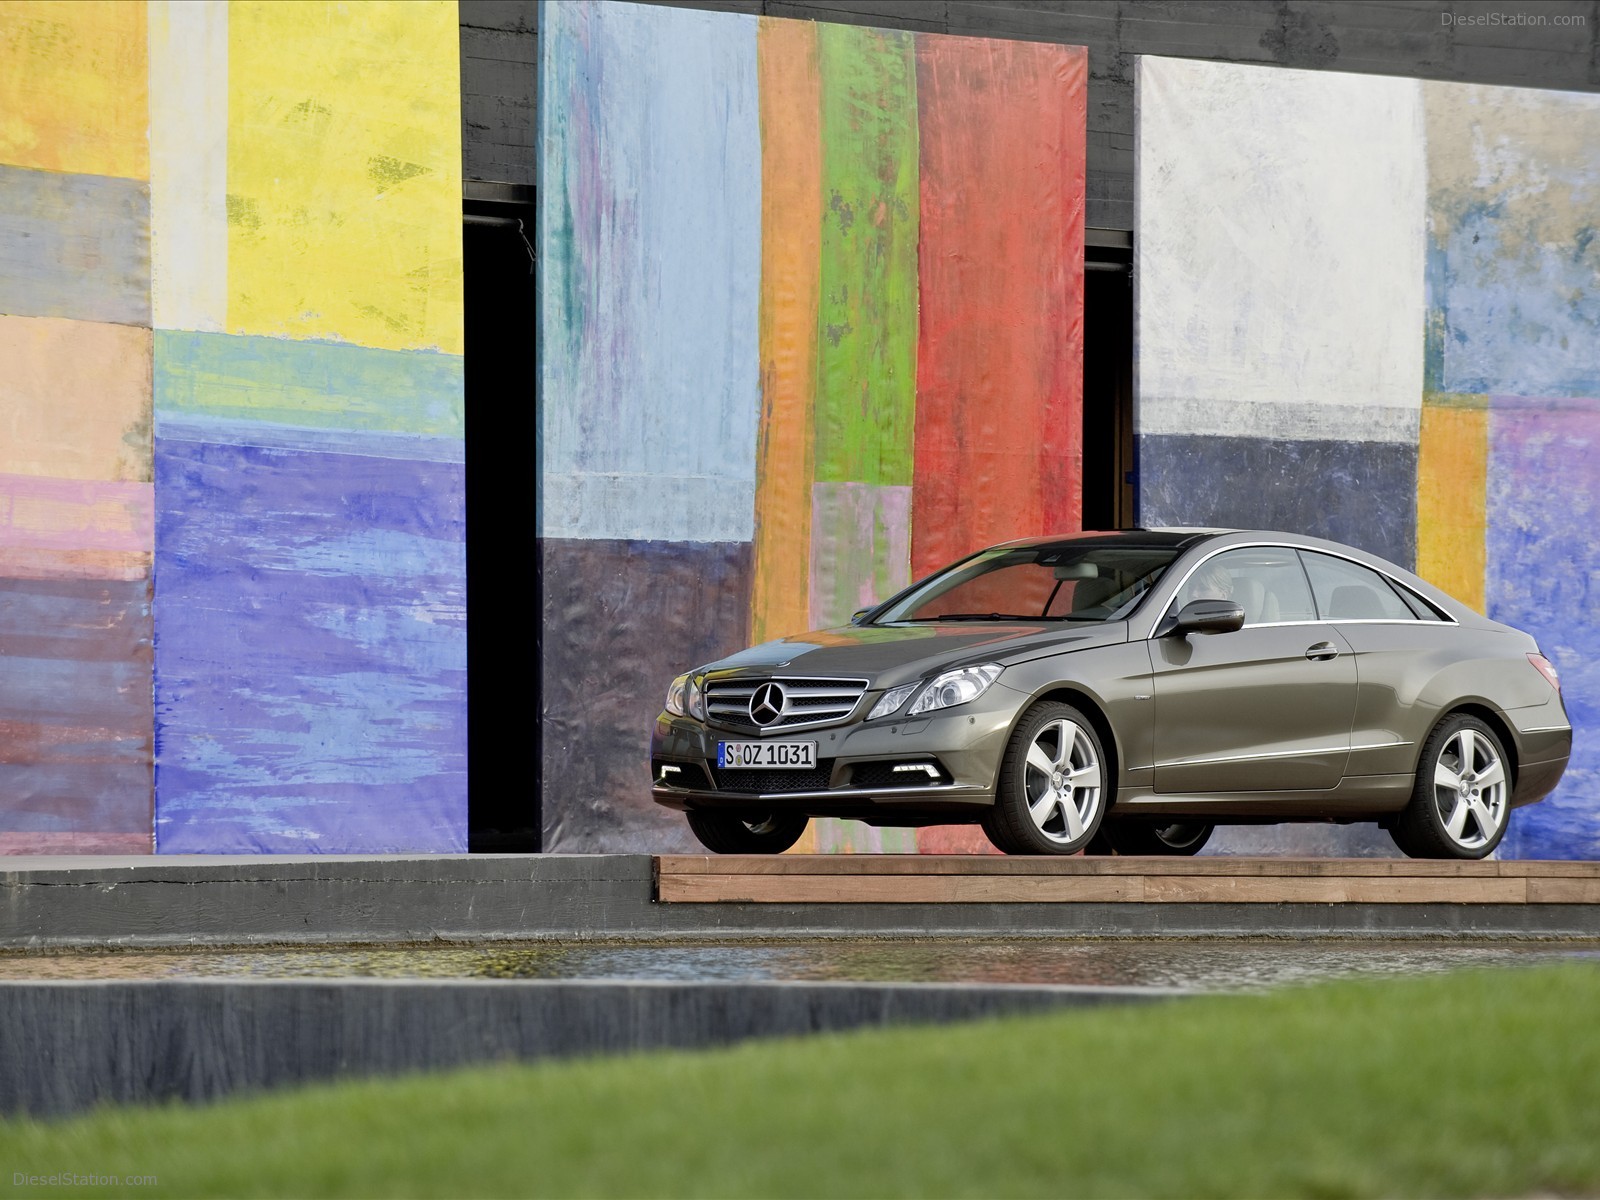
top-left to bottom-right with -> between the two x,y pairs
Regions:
717,741 -> 817,770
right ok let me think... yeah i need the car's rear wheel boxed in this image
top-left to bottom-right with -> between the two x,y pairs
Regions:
685,809 -> 808,854
1087,820 -> 1213,856
1390,714 -> 1510,859
983,701 -> 1108,855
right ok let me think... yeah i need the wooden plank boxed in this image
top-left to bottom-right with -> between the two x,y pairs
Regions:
657,855 -> 1600,879
1500,861 -> 1600,878
1527,878 -> 1600,905
657,873 -> 1143,904
1141,876 -> 1528,906
657,871 -> 1534,905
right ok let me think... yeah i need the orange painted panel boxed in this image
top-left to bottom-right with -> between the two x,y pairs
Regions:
1417,397 -> 1487,613
750,18 -> 820,644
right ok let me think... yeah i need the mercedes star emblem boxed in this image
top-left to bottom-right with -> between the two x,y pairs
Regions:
749,682 -> 785,727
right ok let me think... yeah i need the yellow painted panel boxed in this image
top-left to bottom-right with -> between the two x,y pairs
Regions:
0,1 -> 147,179
1416,397 -> 1487,613
227,1 -> 463,354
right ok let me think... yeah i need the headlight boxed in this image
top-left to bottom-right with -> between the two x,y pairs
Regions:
906,663 -> 1003,716
867,683 -> 918,721
666,673 -> 707,719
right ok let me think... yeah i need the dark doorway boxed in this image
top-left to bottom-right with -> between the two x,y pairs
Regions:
464,186 -> 540,852
1082,231 -> 1134,531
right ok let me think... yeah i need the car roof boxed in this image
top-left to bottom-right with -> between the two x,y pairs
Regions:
997,528 -> 1231,551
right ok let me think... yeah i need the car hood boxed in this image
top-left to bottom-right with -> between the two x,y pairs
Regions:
699,621 -> 1128,688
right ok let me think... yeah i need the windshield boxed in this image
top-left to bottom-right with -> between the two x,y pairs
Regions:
872,543 -> 1182,624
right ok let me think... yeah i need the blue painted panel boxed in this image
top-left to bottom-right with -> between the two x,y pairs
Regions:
1137,435 -> 1418,571
1431,218 -> 1600,399
1487,399 -> 1600,860
0,164 -> 150,327
538,0 -> 761,541
153,432 -> 468,853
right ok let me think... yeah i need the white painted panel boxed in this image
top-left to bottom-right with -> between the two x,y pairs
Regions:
148,0 -> 228,333
1136,57 -> 1425,443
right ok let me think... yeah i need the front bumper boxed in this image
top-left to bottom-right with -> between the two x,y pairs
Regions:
649,683 -> 1028,819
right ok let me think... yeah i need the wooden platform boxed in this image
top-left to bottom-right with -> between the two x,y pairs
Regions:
655,855 -> 1600,906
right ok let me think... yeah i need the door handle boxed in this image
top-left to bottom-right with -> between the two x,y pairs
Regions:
1305,642 -> 1339,661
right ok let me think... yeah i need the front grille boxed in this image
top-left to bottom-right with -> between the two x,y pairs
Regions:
849,761 -> 948,789
710,759 -> 836,793
704,677 -> 868,734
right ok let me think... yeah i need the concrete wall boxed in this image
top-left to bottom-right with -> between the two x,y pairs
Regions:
0,978 -> 1160,1115
460,0 -> 1600,228
5,855 -> 1597,948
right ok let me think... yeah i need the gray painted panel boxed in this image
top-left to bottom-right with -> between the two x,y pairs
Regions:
1137,434 -> 1419,571
0,165 -> 150,327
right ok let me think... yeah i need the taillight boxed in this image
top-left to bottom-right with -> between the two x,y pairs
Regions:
1529,653 -> 1561,692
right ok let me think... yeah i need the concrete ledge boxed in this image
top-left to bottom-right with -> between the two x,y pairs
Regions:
3,854 -> 1598,947
0,979 -> 1177,1116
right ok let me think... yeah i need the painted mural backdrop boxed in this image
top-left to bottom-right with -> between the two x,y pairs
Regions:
539,0 -> 1086,852
0,1 -> 153,854
0,1 -> 466,854
1137,56 -> 1599,859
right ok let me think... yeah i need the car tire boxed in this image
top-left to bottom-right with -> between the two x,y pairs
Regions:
983,701 -> 1109,855
1390,714 -> 1511,860
685,809 -> 809,855
1086,820 -> 1213,856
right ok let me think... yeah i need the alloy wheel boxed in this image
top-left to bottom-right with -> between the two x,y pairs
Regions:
1023,718 -> 1104,846
1432,727 -> 1508,851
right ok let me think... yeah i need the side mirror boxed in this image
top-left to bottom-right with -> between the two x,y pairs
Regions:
1170,598 -> 1245,636
850,608 -> 873,626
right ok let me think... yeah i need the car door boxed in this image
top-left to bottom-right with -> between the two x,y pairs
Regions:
1297,549 -> 1451,779
1151,546 -> 1358,793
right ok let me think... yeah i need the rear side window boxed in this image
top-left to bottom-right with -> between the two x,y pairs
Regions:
1391,581 -> 1450,621
1300,552 -> 1415,621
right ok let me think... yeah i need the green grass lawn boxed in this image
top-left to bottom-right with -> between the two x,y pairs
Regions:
3,963 -> 1598,1199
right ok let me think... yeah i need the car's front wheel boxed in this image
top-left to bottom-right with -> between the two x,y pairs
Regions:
1390,714 -> 1511,859
983,701 -> 1108,855
1087,820 -> 1213,856
685,809 -> 809,854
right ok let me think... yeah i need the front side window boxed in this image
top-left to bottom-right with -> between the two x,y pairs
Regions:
875,544 -> 1181,624
1170,547 -> 1317,626
1300,552 -> 1416,621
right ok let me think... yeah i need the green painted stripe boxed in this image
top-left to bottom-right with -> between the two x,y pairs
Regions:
154,331 -> 464,439
813,24 -> 918,486
1423,391 -> 1490,410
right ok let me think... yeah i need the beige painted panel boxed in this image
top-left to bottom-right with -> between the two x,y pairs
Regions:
0,316 -> 151,482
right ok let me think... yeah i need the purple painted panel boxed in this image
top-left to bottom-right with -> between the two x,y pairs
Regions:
0,576 -> 152,839
1487,397 -> 1600,860
154,431 -> 467,853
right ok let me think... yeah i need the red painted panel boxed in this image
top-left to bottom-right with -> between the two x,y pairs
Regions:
911,36 -> 1086,578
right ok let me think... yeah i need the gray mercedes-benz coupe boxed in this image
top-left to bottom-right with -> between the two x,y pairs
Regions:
651,530 -> 1571,858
